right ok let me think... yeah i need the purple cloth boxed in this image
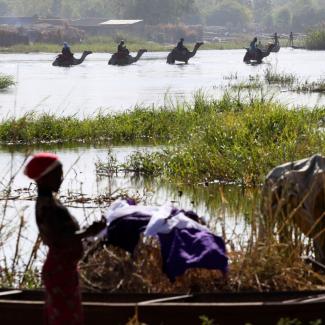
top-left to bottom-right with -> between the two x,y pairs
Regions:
105,212 -> 151,254
158,228 -> 228,282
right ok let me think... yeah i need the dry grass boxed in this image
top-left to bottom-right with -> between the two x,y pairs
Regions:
80,212 -> 325,293
80,239 -> 226,293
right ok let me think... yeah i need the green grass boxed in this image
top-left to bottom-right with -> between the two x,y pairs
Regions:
0,74 -> 15,89
2,93 -> 325,186
294,80 -> 325,93
264,67 -> 297,86
305,27 -> 325,50
230,80 -> 263,90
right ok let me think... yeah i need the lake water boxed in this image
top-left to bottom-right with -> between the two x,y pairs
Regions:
1,48 -> 325,118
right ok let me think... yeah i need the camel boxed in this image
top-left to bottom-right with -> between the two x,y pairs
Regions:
166,42 -> 204,64
52,51 -> 92,67
243,43 -> 275,64
108,49 -> 147,66
258,41 -> 280,53
261,154 -> 325,265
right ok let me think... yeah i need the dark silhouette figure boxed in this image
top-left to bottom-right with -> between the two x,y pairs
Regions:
289,32 -> 294,46
61,41 -> 73,60
249,37 -> 258,54
117,40 -> 129,56
24,152 -> 106,325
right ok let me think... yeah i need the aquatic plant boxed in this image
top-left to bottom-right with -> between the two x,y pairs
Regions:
2,93 -> 325,186
294,80 -> 325,93
230,80 -> 263,90
0,74 -> 14,90
305,26 -> 325,50
121,95 -> 325,185
264,67 -> 297,85
223,72 -> 238,80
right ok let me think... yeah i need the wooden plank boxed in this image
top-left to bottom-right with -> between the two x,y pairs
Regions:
138,294 -> 193,305
0,298 -> 324,325
0,290 -> 22,297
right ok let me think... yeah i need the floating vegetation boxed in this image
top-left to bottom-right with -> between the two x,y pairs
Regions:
264,67 -> 297,85
230,80 -> 263,90
0,74 -> 14,90
248,74 -> 260,82
294,80 -> 325,93
223,72 -> 238,80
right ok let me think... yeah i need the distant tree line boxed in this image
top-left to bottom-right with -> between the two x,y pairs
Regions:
0,0 -> 324,32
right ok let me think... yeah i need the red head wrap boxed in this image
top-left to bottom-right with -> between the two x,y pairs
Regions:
24,152 -> 61,181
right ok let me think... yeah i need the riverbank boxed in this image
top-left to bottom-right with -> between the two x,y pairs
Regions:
0,36 -> 252,53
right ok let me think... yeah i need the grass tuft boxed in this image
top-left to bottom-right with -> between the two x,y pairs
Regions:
0,74 -> 15,90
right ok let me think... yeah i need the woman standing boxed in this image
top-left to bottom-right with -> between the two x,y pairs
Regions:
24,152 -> 106,325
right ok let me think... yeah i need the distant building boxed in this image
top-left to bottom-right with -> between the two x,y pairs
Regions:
70,19 -> 144,37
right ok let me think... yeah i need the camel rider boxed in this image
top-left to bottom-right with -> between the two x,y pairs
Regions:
61,42 -> 73,60
273,32 -> 279,45
176,38 -> 188,53
117,40 -> 129,56
289,32 -> 294,46
249,37 -> 258,54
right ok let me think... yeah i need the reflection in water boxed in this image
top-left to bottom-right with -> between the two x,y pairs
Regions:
1,49 -> 325,118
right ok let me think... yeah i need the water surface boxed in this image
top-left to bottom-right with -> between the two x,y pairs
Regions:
1,48 -> 325,118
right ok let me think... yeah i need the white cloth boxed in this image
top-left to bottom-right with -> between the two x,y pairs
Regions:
144,205 -> 209,237
104,199 -> 160,224
98,199 -> 209,240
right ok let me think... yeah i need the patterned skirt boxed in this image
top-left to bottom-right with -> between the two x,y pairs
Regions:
42,244 -> 84,325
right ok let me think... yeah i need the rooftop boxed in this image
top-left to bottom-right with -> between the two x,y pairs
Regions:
100,20 -> 143,25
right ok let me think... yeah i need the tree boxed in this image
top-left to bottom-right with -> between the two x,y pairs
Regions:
51,0 -> 62,17
253,0 -> 272,24
124,0 -> 196,24
291,5 -> 317,31
274,7 -> 291,32
0,1 -> 8,15
206,1 -> 252,30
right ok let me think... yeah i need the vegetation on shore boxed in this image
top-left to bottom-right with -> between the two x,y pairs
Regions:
0,74 -> 15,89
0,35 -> 251,53
305,26 -> 325,50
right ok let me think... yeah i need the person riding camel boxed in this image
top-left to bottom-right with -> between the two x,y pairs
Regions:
117,40 -> 129,57
176,38 -> 188,54
273,32 -> 279,45
61,42 -> 73,61
249,37 -> 258,54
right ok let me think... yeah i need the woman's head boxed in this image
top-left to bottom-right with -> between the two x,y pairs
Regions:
24,153 -> 63,192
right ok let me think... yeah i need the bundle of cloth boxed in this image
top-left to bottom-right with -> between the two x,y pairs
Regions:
97,199 -> 228,282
